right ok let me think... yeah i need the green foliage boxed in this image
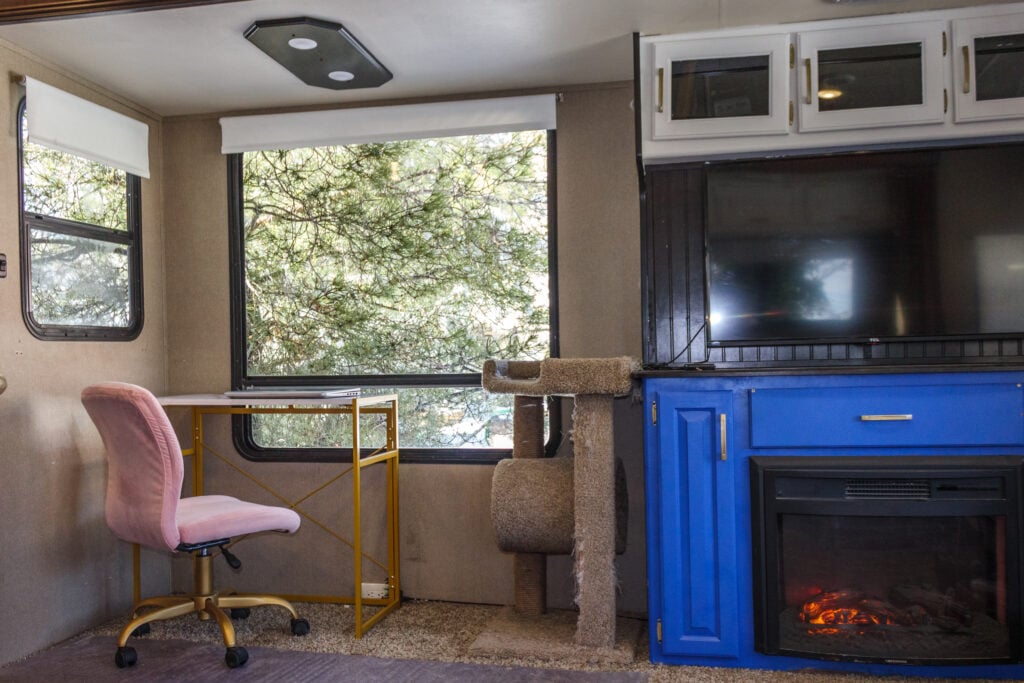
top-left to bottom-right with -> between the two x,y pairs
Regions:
22,130 -> 128,231
242,132 -> 550,449
28,230 -> 130,326
251,387 -> 518,451
243,132 -> 549,376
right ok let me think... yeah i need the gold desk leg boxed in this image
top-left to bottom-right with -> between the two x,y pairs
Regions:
352,399 -> 364,638
388,398 -> 400,604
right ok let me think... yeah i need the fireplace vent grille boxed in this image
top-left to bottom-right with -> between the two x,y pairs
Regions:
844,479 -> 931,499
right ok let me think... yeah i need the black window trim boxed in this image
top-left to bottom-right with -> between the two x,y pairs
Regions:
17,96 -> 144,341
227,130 -> 560,464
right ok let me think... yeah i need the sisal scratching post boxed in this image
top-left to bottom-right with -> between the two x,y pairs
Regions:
512,394 -> 545,616
571,394 -> 617,648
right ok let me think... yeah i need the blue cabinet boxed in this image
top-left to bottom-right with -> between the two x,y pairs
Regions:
645,387 -> 738,658
643,371 -> 1024,677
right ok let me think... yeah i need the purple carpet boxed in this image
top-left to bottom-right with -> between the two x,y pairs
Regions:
0,635 -> 648,682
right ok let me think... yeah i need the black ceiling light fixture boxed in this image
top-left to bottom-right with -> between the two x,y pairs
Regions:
244,17 -> 392,90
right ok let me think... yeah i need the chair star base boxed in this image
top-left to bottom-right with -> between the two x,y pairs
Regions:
114,552 -> 309,668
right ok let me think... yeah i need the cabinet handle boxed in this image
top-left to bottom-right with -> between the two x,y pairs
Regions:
962,45 -> 971,94
803,58 -> 813,105
657,67 -> 664,113
860,414 -> 913,421
719,413 -> 727,461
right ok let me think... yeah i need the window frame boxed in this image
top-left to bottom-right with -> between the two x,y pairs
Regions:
227,130 -> 560,463
16,97 -> 143,341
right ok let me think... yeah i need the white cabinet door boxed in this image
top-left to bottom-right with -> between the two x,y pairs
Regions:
796,21 -> 948,132
650,33 -> 792,140
953,13 -> 1024,123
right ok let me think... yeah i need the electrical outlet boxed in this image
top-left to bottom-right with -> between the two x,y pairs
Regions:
361,582 -> 389,599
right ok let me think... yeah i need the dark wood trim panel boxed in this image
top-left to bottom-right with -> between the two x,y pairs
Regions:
0,0 -> 245,25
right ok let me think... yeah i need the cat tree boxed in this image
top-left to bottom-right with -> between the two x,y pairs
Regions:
472,357 -> 638,662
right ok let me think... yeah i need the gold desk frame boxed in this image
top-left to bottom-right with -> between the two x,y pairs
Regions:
154,393 -> 400,638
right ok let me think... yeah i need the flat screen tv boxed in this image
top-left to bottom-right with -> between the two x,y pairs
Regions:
705,142 -> 1024,345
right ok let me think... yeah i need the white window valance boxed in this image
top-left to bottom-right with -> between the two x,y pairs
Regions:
219,94 -> 557,154
24,77 -> 150,179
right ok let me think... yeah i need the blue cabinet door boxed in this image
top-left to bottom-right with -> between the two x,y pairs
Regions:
649,388 -> 739,659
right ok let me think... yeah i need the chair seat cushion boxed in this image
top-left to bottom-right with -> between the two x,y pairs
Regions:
177,495 -> 300,545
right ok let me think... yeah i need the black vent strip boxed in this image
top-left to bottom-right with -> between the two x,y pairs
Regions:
845,479 -> 931,500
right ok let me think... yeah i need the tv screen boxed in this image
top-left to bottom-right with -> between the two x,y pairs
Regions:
705,143 -> 1024,345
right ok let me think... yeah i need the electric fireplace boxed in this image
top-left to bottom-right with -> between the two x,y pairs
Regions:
751,456 -> 1023,666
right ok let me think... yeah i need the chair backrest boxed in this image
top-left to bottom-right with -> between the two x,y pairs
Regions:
81,382 -> 184,552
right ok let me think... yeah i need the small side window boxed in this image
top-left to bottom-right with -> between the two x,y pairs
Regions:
17,97 -> 142,339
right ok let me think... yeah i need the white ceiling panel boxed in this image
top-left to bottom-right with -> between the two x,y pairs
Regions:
0,0 -> 1014,117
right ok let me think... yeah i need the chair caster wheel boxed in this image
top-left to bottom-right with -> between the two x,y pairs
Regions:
230,608 -> 251,619
225,646 -> 249,668
114,646 -> 138,668
131,623 -> 151,637
291,618 -> 310,636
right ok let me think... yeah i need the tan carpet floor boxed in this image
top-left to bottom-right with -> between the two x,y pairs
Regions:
80,600 -> 1006,683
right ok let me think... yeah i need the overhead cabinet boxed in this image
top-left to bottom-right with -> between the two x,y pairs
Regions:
651,33 -> 791,139
795,20 -> 947,132
638,2 -> 1024,163
953,12 -> 1024,122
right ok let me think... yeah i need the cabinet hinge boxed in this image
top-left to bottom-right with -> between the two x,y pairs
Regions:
656,618 -> 663,643
789,43 -> 795,69
942,30 -> 947,57
789,100 -> 794,126
944,87 -> 948,114
651,400 -> 658,425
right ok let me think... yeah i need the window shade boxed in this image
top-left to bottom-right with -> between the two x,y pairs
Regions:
25,77 -> 150,178
219,94 -> 557,153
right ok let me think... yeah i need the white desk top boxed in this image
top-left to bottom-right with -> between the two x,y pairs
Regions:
158,393 -> 397,407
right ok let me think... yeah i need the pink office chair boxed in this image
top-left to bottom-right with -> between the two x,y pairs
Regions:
81,382 -> 309,669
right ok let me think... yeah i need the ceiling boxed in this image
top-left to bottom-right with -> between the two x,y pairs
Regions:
0,0 -> 1014,118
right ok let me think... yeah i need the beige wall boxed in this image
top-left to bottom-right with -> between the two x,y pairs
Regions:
0,45 -> 167,665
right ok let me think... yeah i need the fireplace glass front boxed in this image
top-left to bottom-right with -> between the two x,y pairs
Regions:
751,456 -> 1023,665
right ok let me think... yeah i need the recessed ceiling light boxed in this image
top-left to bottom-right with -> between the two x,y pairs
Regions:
245,17 -> 392,91
287,37 -> 318,50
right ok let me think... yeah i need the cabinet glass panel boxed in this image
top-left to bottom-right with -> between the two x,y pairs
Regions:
953,13 -> 1024,123
974,33 -> 1024,102
671,55 -> 770,120
816,42 -> 922,112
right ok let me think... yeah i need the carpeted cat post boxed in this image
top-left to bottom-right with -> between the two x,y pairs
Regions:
472,357 -> 638,662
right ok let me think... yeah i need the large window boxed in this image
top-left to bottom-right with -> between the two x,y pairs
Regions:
17,99 -> 142,339
230,129 -> 555,461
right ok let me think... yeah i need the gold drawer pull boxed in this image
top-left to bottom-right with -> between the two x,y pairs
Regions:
860,414 -> 913,422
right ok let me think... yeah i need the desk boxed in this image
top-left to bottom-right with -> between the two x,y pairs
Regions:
156,393 -> 400,638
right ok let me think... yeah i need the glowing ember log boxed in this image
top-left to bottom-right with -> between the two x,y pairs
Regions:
799,589 -> 903,626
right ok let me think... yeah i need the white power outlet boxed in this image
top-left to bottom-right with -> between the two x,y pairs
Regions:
361,582 -> 389,599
